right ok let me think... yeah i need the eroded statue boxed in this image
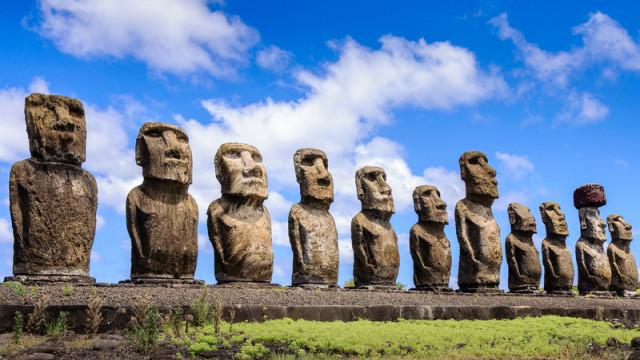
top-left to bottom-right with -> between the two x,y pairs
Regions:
505,203 -> 542,293
351,166 -> 399,287
574,184 -> 611,295
207,143 -> 273,283
9,94 -> 97,283
289,148 -> 339,286
409,185 -> 452,292
126,123 -> 199,282
606,214 -> 638,296
539,202 -> 574,294
455,151 -> 502,292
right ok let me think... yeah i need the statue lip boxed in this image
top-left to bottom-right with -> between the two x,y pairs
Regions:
53,122 -> 76,132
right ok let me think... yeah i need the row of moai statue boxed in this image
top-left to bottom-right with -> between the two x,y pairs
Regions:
6,94 -> 638,296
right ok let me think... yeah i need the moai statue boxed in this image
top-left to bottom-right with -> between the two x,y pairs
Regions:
208,143 -> 273,283
539,202 -> 574,294
8,94 -> 97,283
574,184 -> 611,295
409,185 -> 452,292
505,203 -> 542,293
606,214 -> 638,296
351,166 -> 399,288
126,123 -> 199,283
455,151 -> 502,292
289,148 -> 339,286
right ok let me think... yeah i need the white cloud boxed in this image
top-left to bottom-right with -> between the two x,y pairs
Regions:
28,77 -> 50,94
271,220 -> 289,247
495,151 -> 535,180
338,239 -> 353,265
256,45 -> 293,72
556,91 -> 609,126
198,233 -> 213,254
613,159 -> 629,168
91,250 -> 104,263
0,218 -> 13,243
120,238 -> 131,251
34,0 -> 259,77
95,214 -> 106,231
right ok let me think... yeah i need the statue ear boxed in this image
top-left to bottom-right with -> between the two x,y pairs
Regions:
580,216 -> 587,230
135,137 -> 144,166
508,210 -> 516,225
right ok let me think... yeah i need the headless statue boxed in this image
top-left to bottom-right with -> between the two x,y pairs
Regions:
208,143 -> 273,283
606,214 -> 638,296
539,202 -> 574,294
289,148 -> 339,286
351,166 -> 399,287
9,93 -> 97,283
505,203 -> 542,293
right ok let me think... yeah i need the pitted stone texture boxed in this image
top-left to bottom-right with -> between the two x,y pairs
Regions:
456,151 -> 501,292
606,214 -> 638,294
505,203 -> 541,293
410,185 -> 451,290
539,202 -> 574,293
289,149 -> 339,285
127,123 -> 198,280
208,143 -> 273,283
576,206 -> 611,294
574,183 -> 606,209
352,166 -> 399,286
10,94 -> 97,278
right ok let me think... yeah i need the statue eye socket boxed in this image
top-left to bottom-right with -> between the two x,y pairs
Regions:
300,158 -> 313,166
224,151 -> 240,159
468,157 -> 480,165
366,173 -> 377,181
146,131 -> 162,138
251,153 -> 262,163
177,134 -> 188,143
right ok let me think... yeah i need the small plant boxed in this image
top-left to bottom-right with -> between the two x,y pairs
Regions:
28,285 -> 38,297
126,303 -> 161,354
62,283 -> 74,296
395,282 -> 407,290
27,294 -> 49,334
85,290 -> 104,335
3,281 -> 26,296
190,285 -> 213,326
12,311 -> 23,343
473,293 -> 479,299
212,295 -> 224,336
314,289 -> 322,296
595,306 -> 604,321
228,308 -> 236,334
237,341 -> 270,360
343,278 -> 355,288
170,307 -> 184,336
44,311 -> 70,335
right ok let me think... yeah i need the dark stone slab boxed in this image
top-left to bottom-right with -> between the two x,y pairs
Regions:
364,305 -> 401,321
287,305 -> 366,321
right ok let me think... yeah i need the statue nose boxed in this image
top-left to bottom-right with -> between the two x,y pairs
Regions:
163,132 -> 185,159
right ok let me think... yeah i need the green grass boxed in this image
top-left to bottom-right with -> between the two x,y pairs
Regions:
201,316 -> 635,359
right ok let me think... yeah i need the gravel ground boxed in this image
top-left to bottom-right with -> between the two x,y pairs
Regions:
1,283 -> 638,309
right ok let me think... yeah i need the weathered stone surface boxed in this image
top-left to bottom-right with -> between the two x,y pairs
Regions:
410,185 -> 452,291
208,143 -> 273,283
505,203 -> 541,293
606,214 -> 638,294
127,123 -> 198,280
574,183 -> 606,209
10,94 -> 97,279
539,202 -> 574,293
351,166 -> 399,286
574,185 -> 611,294
455,151 -> 501,292
289,148 -> 339,285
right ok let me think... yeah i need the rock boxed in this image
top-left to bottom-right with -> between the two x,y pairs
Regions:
27,354 -> 55,360
631,337 -> 640,348
92,339 -> 118,351
410,185 -> 452,291
539,202 -> 574,293
126,123 -> 198,281
289,148 -> 339,285
455,151 -> 501,292
607,214 -> 638,294
10,93 -> 97,279
100,334 -> 125,341
629,350 -> 640,360
606,337 -> 621,347
574,183 -> 606,209
505,203 -> 541,293
30,341 -> 60,354
351,166 -> 399,286
208,143 -> 273,283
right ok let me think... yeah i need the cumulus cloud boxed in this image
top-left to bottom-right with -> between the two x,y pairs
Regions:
198,233 -> 213,254
256,45 -> 293,72
33,0 -> 259,77
91,250 -> 104,263
0,218 -> 13,243
495,152 -> 535,180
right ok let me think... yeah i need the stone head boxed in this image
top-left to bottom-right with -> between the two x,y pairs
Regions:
135,122 -> 192,184
578,207 -> 607,243
508,203 -> 537,234
459,151 -> 498,202
355,166 -> 394,214
412,185 -> 447,224
539,202 -> 569,237
293,148 -> 333,203
215,143 -> 268,199
607,214 -> 633,241
25,93 -> 86,164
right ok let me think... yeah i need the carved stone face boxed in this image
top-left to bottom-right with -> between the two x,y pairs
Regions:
294,148 -> 333,203
607,214 -> 633,241
539,202 -> 569,236
579,207 -> 607,243
136,123 -> 192,184
508,203 -> 537,234
215,143 -> 268,199
459,151 -> 498,200
356,166 -> 394,214
413,185 -> 447,224
25,93 -> 86,164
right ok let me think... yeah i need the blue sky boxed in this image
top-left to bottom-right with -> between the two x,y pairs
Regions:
1,1 -> 639,288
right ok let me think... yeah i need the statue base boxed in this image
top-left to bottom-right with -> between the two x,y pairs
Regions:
614,290 -> 639,298
5,275 -> 95,285
347,284 -> 402,291
120,278 -> 204,286
215,281 -> 282,289
291,283 -> 340,290
579,290 -> 614,297
545,290 -> 576,296
410,286 -> 454,293
457,286 -> 504,294
509,287 -> 545,295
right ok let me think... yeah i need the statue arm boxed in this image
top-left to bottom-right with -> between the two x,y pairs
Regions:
409,229 -> 426,269
576,246 -> 592,279
8,165 -> 23,244
207,203 -> 227,265
126,190 -> 144,261
351,217 -> 371,268
288,208 -> 305,269
542,245 -> 557,279
455,204 -> 481,267
608,250 -> 622,279
506,237 -> 521,278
